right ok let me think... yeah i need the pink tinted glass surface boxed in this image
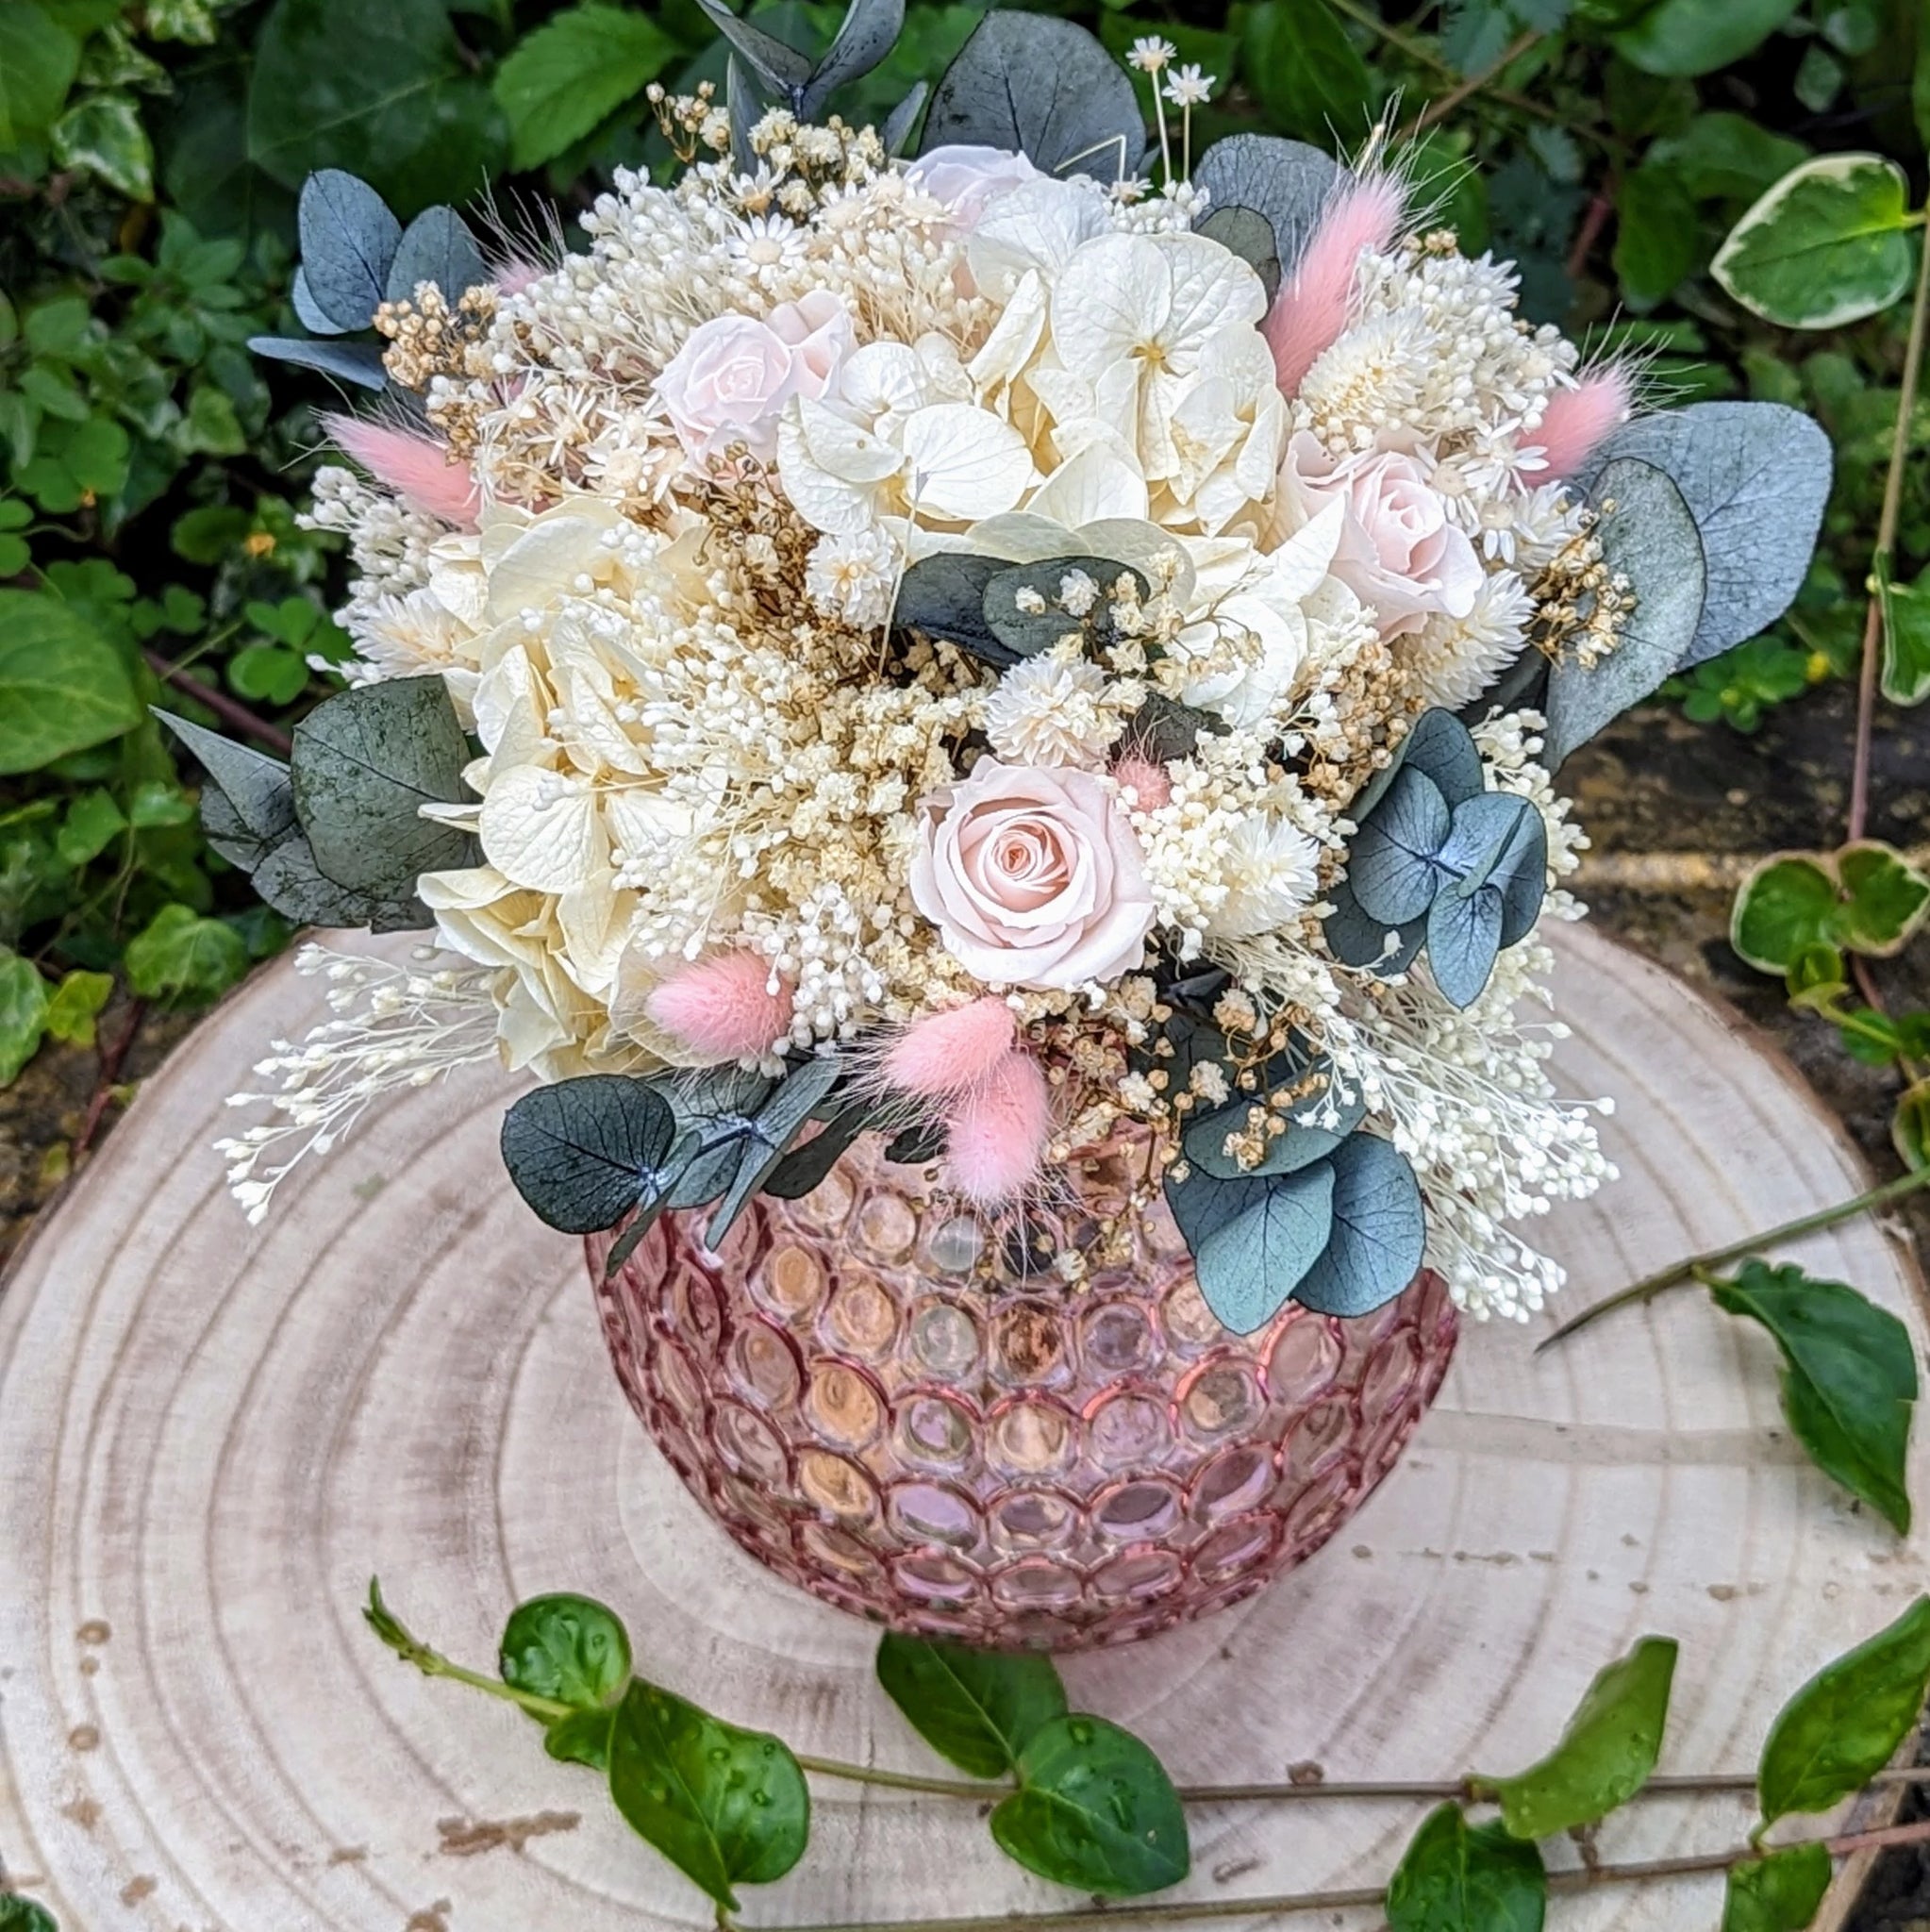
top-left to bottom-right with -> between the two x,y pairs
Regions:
592,1127 -> 1457,1650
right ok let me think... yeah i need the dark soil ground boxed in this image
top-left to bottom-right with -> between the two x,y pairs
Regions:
3,687 -> 1928,1921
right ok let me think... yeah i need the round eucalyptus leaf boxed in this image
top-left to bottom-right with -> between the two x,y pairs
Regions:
990,1715 -> 1190,1897
1349,765 -> 1451,926
386,204 -> 487,308
1426,880 -> 1505,1009
1323,872 -> 1427,974
1165,1160 -> 1336,1335
1197,205 -> 1281,302
1438,790 -> 1547,947
1182,1088 -> 1364,1181
921,14 -> 1142,185
1290,1133 -> 1425,1319
500,1074 -> 682,1235
295,169 -> 400,331
1192,133 -> 1341,278
983,554 -> 1147,659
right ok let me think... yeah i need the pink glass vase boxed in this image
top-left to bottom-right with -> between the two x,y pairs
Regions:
591,1124 -> 1457,1651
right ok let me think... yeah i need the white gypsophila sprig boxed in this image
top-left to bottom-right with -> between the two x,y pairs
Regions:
216,948 -> 502,1224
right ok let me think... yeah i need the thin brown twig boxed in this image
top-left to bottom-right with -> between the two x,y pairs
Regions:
1849,203 -> 1930,842
1400,29 -> 1544,141
1565,191 -> 1614,282
72,998 -> 144,1163
146,653 -> 293,756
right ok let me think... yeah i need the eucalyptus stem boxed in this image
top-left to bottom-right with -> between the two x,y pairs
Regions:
1535,1163 -> 1930,1354
1848,187 -> 1930,843
744,1817 -> 1930,1932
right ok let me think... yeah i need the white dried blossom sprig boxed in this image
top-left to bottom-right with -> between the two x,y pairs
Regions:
216,948 -> 503,1224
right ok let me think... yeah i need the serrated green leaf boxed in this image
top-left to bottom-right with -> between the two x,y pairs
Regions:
1713,155 -> 1917,330
0,590 -> 142,774
493,5 -> 674,172
1479,1637 -> 1678,1840
990,1715 -> 1190,1898
1722,1841 -> 1832,1932
1709,1261 -> 1916,1533
875,1633 -> 1067,1778
1386,1804 -> 1546,1932
607,1679 -> 810,1909
1757,1596 -> 1930,1824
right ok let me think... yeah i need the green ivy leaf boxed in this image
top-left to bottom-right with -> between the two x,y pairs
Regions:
1612,0 -> 1802,76
1732,843 -> 1930,974
874,1633 -> 1068,1778
1878,563 -> 1930,707
50,91 -> 154,199
42,968 -> 112,1049
500,1593 -> 633,1710
1722,1842 -> 1832,1932
1708,1261 -> 1916,1533
1757,1595 -> 1930,1824
55,787 -> 125,868
990,1715 -> 1189,1897
1614,163 -> 1697,308
1648,113 -> 1809,206
1712,155 -> 1918,329
1242,0 -> 1373,145
606,1679 -> 810,1909
246,0 -> 507,213
1385,1804 -> 1547,1932
0,3 -> 81,148
0,590 -> 142,774
1478,1637 -> 1678,1840
493,4 -> 674,172
0,949 -> 52,1085
124,904 -> 249,1004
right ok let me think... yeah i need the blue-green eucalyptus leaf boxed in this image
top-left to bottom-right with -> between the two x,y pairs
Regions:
501,1075 -> 684,1235
386,204 -> 487,308
706,1054 -> 845,1249
1291,1133 -> 1425,1317
921,14 -> 1141,185
1192,134 -> 1342,278
156,708 -> 296,855
291,267 -> 349,336
1165,1160 -> 1336,1335
1543,457 -> 1705,769
1323,873 -> 1426,973
694,0 -> 811,106
296,169 -> 401,331
248,335 -> 388,389
1425,883 -> 1504,1008
881,81 -> 926,157
1581,403 -> 1831,669
1182,1084 -> 1366,1180
1439,790 -> 1547,946
799,0 -> 905,119
1349,765 -> 1451,926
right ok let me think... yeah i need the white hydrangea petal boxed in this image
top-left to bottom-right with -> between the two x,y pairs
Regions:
1050,234 -> 1169,380
838,341 -> 938,425
777,405 -> 893,535
898,404 -> 1035,521
967,179 -> 1109,297
485,508 -> 621,625
479,762 -> 607,893
1024,444 -> 1150,529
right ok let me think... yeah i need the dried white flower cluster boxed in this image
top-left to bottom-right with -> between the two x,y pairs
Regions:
277,107 -> 1624,1322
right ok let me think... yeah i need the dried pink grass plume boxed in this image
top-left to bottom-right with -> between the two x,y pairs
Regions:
1262,173 -> 1406,397
647,953 -> 794,1061
943,1049 -> 1051,1207
879,997 -> 1018,1099
1111,755 -> 1173,812
1528,368 -> 1635,479
495,259 -> 545,296
324,415 -> 480,528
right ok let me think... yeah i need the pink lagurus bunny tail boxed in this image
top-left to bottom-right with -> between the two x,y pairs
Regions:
494,258 -> 546,296
647,953 -> 795,1061
943,1049 -> 1051,1208
879,997 -> 1018,1099
1528,367 -> 1635,479
1111,755 -> 1172,812
1262,172 -> 1407,397
323,415 -> 481,528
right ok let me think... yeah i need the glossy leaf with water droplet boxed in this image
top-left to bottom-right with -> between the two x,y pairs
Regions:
875,1633 -> 1068,1778
607,1678 -> 810,1909
1386,1803 -> 1546,1932
990,1714 -> 1190,1897
501,1593 -> 633,1711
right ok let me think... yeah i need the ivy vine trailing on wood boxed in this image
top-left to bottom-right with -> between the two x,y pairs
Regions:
331,1581 -> 1930,1932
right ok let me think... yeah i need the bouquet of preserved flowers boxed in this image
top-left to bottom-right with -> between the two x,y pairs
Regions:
192,0 -> 1831,1340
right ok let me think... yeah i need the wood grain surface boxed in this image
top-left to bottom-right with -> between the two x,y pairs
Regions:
0,922 -> 1924,1932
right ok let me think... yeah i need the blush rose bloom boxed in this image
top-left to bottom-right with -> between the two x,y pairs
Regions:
907,144 -> 1043,229
1274,429 -> 1483,638
657,292 -> 855,463
910,760 -> 1157,991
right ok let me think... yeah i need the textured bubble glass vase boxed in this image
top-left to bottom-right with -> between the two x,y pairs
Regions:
591,1124 -> 1458,1651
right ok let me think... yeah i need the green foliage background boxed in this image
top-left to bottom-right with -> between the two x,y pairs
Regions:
2,0 -> 1926,1075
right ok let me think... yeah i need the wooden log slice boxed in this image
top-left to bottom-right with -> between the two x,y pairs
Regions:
0,924 -> 1923,1932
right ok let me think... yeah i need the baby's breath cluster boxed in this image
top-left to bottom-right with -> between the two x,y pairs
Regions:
271,101 -> 1635,1320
